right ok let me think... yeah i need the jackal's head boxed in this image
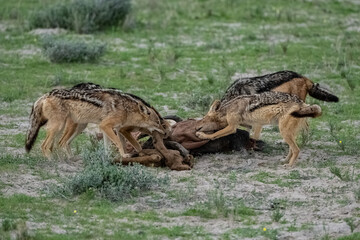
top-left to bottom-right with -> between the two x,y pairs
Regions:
140,104 -> 171,138
195,100 -> 227,132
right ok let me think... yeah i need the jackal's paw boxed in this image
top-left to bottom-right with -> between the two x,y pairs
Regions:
196,131 -> 208,139
122,153 -> 133,159
280,158 -> 289,164
69,156 -> 82,162
283,163 -> 294,169
171,164 -> 191,171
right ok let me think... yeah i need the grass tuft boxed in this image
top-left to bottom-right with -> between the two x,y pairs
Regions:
329,166 -> 354,182
183,189 -> 256,220
271,208 -> 285,222
344,218 -> 358,233
2,219 -> 16,232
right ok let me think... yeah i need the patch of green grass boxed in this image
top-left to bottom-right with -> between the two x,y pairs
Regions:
330,166 -> 355,181
344,218 -> 358,233
354,188 -> 360,202
2,219 -> 16,231
182,189 -> 256,221
251,171 -> 300,187
222,227 -> 278,240
287,221 -> 298,232
0,154 -> 45,172
338,232 -> 360,240
50,144 -> 169,201
0,193 -> 211,239
114,225 -> 209,239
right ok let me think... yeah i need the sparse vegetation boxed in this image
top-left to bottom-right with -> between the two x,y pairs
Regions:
0,0 -> 359,238
344,218 -> 358,233
183,189 -> 256,220
29,0 -> 131,33
330,166 -> 354,182
50,144 -> 168,201
42,37 -> 106,63
2,219 -> 16,231
272,208 -> 285,222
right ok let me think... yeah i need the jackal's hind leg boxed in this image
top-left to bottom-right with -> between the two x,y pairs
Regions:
58,120 -> 87,158
41,120 -> 65,159
251,124 -> 263,140
280,148 -> 292,163
279,117 -> 301,168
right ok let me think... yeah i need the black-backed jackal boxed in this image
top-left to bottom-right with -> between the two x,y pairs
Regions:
25,83 -> 171,159
195,92 -> 322,167
221,70 -> 338,139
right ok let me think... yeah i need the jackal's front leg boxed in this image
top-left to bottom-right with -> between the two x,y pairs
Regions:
196,124 -> 237,140
99,121 -> 130,158
120,130 -> 142,153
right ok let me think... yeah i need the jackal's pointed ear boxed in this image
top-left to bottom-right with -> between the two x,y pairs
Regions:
209,100 -> 221,112
139,104 -> 151,116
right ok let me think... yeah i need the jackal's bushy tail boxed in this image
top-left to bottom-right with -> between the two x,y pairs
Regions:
309,83 -> 339,102
25,95 -> 48,152
291,104 -> 322,118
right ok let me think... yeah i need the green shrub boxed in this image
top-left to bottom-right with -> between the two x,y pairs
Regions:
51,144 -> 168,201
29,0 -> 131,33
2,219 -> 16,232
42,37 -> 106,63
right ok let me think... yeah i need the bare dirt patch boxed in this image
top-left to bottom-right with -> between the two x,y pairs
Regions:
120,148 -> 360,238
0,160 -> 82,197
29,28 -> 67,35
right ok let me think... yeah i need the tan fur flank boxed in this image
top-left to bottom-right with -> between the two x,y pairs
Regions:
26,88 -> 171,159
196,92 -> 322,167
222,71 -> 338,139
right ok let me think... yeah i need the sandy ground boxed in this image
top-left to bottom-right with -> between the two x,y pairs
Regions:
1,145 -> 359,239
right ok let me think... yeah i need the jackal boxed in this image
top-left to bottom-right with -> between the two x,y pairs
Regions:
25,83 -> 171,158
196,91 -> 322,167
221,70 -> 338,139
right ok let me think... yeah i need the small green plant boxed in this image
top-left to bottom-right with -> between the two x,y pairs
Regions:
330,166 -> 353,181
280,40 -> 289,54
221,57 -> 237,82
298,128 -> 312,147
338,232 -> 360,240
286,170 -> 301,180
321,233 -> 331,240
287,220 -> 298,232
328,120 -> 346,152
2,219 -> 16,231
42,37 -> 106,63
271,208 -> 284,222
15,222 -> 33,240
355,188 -> 360,202
183,189 -> 255,220
29,0 -> 131,33
206,73 -> 215,85
206,189 -> 228,217
49,144 -> 168,201
345,218 -> 358,233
